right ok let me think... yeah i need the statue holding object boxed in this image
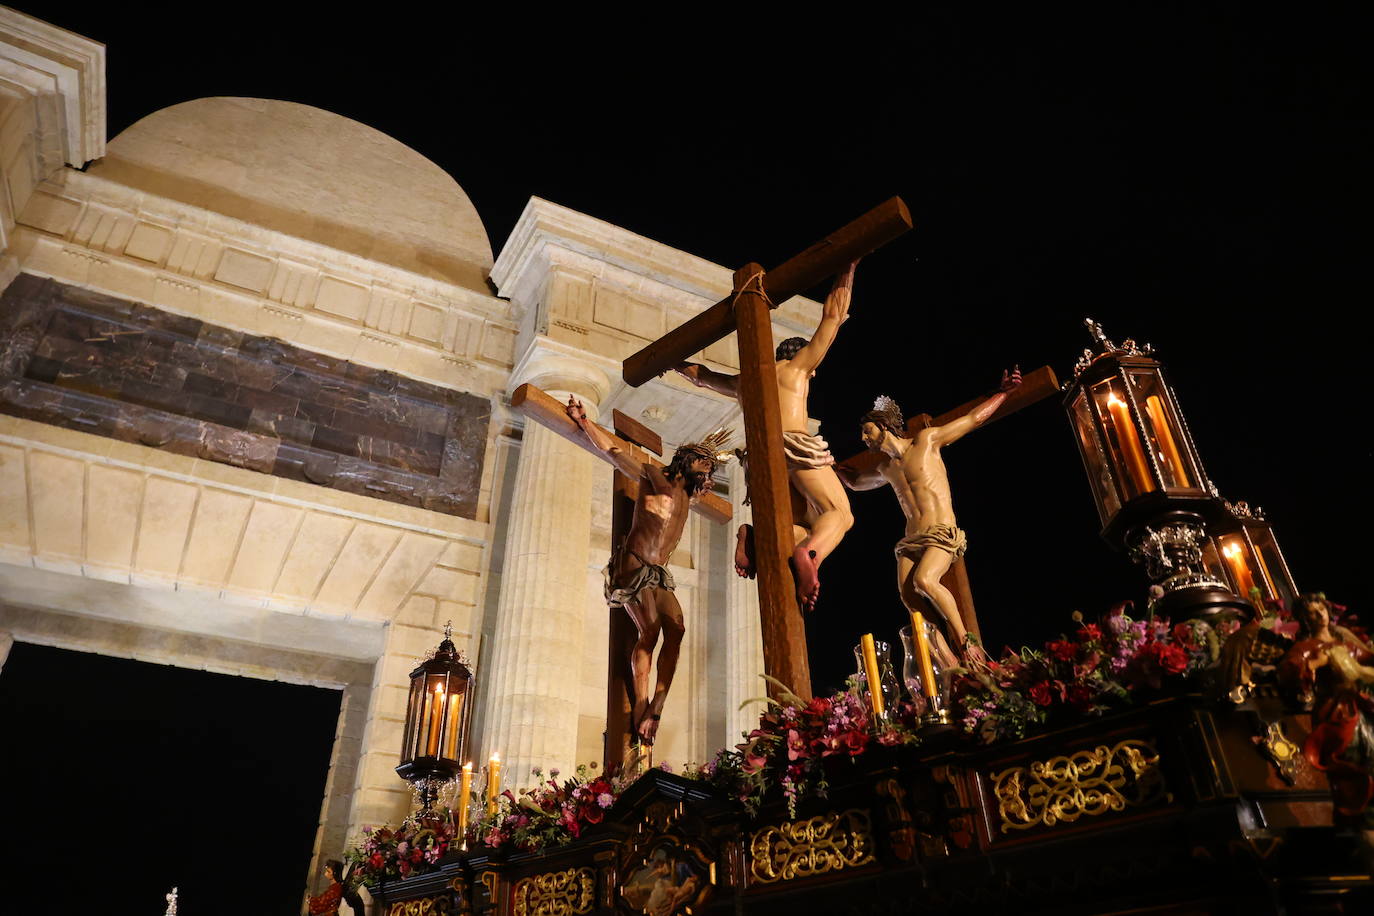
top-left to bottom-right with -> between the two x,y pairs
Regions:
837,368 -> 1022,666
1279,593 -> 1374,826
566,395 -> 732,745
675,261 -> 860,612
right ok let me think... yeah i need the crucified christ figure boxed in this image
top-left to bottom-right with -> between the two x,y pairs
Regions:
674,262 -> 859,612
566,396 -> 730,745
837,368 -> 1022,666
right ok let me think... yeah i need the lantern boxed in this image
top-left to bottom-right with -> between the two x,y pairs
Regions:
1064,319 -> 1247,622
396,622 -> 474,813
1208,499 -> 1298,612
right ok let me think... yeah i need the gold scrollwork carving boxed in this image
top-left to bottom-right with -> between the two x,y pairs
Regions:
512,867 -> 596,916
748,809 -> 876,884
386,895 -> 450,916
990,738 -> 1171,833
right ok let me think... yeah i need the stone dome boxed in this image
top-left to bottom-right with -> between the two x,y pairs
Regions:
89,97 -> 492,292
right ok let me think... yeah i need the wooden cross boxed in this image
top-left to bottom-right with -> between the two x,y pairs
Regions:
834,365 -> 1060,642
509,382 -> 731,768
622,199 -> 914,701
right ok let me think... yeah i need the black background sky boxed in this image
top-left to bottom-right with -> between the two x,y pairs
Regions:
3,3 -> 1370,912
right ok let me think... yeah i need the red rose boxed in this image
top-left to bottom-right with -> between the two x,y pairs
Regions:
1047,640 -> 1078,662
369,853 -> 384,869
1029,681 -> 1054,706
1158,643 -> 1188,674
1076,624 -> 1102,643
1171,623 -> 1195,647
1067,683 -> 1095,709
583,804 -> 604,825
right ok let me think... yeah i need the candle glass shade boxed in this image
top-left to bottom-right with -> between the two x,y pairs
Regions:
899,624 -> 953,725
852,639 -> 900,723
396,629 -> 474,812
1210,502 -> 1298,612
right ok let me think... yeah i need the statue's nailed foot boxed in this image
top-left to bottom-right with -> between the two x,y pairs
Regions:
636,712 -> 661,746
791,545 -> 820,612
959,637 -> 990,670
735,524 -> 756,579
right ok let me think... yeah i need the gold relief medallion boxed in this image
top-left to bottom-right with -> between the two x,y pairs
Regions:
748,809 -> 877,884
990,738 -> 1171,833
511,867 -> 596,916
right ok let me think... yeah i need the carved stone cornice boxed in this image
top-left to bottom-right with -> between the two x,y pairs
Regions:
0,8 -> 106,165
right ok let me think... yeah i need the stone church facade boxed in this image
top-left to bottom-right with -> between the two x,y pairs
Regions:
0,8 -> 820,888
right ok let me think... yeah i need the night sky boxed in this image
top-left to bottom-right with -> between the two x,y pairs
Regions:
4,3 -> 1370,910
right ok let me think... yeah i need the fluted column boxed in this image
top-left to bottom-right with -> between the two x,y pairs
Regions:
481,390 -> 598,789
724,462 -> 765,741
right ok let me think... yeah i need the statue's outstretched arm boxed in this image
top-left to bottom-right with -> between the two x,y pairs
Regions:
674,361 -> 740,399
565,395 -> 643,478
789,261 -> 858,373
835,461 -> 886,491
931,367 -> 1022,447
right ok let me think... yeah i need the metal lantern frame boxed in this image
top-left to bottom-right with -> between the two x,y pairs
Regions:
1208,499 -> 1299,611
396,624 -> 474,812
1064,320 -> 1247,622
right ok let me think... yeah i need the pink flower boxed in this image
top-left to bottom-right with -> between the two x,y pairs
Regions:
597,792 -> 614,808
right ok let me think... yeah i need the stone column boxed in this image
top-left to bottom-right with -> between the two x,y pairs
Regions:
724,463 -> 765,741
480,386 -> 599,789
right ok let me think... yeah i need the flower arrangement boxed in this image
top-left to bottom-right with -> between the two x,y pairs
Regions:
346,808 -> 460,887
951,602 -> 1231,744
472,762 -> 628,852
684,676 -> 920,818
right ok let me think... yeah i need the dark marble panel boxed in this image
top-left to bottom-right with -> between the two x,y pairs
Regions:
0,275 -> 491,519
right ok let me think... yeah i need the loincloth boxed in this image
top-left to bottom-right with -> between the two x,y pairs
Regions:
895,524 -> 967,562
604,551 -> 675,608
782,430 -> 834,470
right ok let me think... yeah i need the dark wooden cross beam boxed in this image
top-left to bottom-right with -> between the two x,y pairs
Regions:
835,365 -> 1060,641
622,199 -> 914,701
510,383 -> 731,769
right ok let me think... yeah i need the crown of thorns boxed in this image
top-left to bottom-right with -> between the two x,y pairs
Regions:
674,427 -> 736,464
864,394 -> 905,432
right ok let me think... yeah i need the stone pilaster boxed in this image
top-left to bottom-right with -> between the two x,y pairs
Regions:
724,462 -> 765,742
479,389 -> 599,788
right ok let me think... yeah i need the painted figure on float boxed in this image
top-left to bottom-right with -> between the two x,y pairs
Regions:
674,261 -> 861,612
836,368 -> 1022,666
1280,593 -> 1374,826
567,395 -> 732,745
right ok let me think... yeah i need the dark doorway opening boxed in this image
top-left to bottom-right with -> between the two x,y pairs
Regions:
0,641 -> 342,915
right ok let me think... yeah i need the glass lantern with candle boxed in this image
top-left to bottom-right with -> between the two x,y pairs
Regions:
899,617 -> 954,728
395,622 -> 474,814
1064,319 -> 1247,623
1208,499 -> 1299,612
852,635 -> 900,726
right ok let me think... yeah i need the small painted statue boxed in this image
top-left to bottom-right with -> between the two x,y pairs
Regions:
1279,594 -> 1374,825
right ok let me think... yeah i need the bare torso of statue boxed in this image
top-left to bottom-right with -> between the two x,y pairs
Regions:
617,465 -> 692,576
879,429 -> 959,535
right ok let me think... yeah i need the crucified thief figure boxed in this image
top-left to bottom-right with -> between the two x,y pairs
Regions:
566,396 -> 730,745
674,261 -> 859,612
837,368 -> 1022,667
